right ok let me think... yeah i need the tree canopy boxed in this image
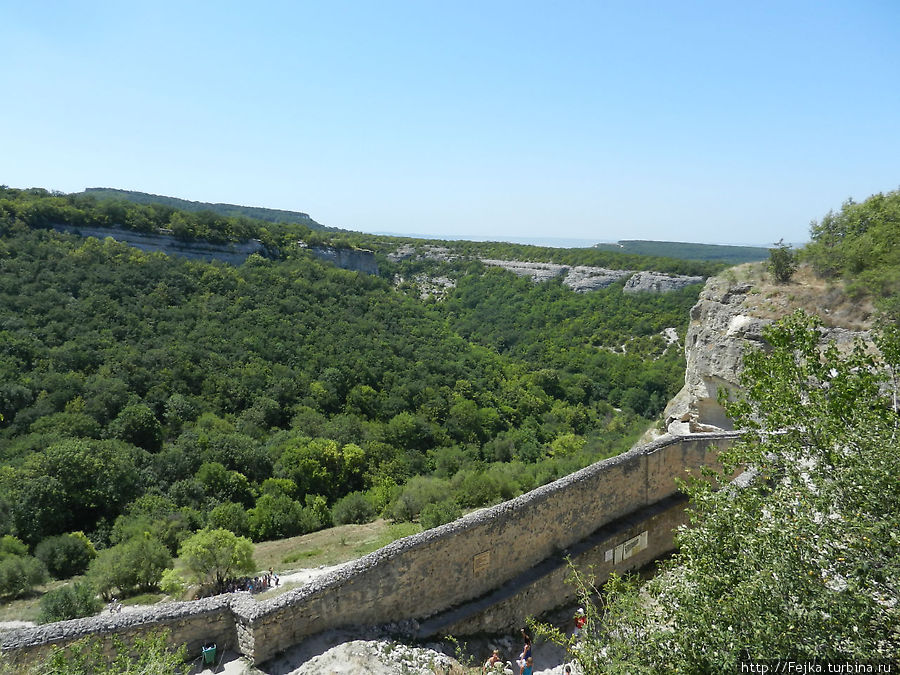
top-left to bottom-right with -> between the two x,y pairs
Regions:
0,185 -> 699,554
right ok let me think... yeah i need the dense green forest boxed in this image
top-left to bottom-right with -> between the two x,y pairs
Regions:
0,186 -> 703,603
593,239 -> 770,264
80,187 -> 333,231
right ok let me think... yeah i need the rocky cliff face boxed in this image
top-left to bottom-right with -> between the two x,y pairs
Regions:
664,264 -> 875,434
309,246 -> 379,275
477,259 -> 700,293
623,271 -> 704,294
53,225 -> 267,264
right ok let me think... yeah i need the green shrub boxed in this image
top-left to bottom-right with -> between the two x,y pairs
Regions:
0,629 -> 190,674
332,491 -> 376,525
451,470 -> 501,508
178,528 -> 255,592
0,554 -> 47,598
304,494 -> 332,529
207,501 -> 250,537
87,535 -> 172,599
158,568 -> 187,599
0,535 -> 27,559
35,533 -> 97,579
388,476 -> 448,522
37,581 -> 101,623
419,499 -> 461,530
768,239 -> 797,283
247,493 -> 324,541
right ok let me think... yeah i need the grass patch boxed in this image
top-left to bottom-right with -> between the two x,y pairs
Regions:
282,548 -> 324,565
252,519 -> 422,574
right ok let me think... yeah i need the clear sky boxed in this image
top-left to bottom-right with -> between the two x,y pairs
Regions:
2,1 -> 898,246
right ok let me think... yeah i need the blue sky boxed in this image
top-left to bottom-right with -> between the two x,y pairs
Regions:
2,1 -> 898,246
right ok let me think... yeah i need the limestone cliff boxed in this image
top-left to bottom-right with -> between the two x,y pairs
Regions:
52,224 -> 268,264
664,263 -> 875,434
309,245 -> 379,275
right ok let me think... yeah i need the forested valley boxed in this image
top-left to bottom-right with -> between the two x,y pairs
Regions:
0,186 -> 707,610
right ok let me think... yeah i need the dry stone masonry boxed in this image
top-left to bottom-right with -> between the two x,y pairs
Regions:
1,433 -> 736,668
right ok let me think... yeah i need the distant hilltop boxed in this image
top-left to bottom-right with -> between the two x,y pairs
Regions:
80,187 -> 339,231
594,240 -> 769,264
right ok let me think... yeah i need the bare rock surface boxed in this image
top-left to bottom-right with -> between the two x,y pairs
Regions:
623,271 -> 704,294
562,266 -> 632,292
481,259 -> 569,282
664,263 -> 875,434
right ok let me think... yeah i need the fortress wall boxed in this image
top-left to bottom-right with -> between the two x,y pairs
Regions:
0,595 -> 240,665
1,433 -> 738,666
247,433 -> 736,662
437,494 -> 690,636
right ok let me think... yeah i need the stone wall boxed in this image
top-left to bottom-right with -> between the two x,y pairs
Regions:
0,594 -> 245,666
1,432 -> 737,666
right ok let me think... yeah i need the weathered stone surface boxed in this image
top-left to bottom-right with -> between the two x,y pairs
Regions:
563,266 -> 633,292
52,225 -> 266,265
664,268 -> 874,434
309,246 -> 379,275
623,271 -> 704,294
1,433 -> 737,667
480,259 -> 569,282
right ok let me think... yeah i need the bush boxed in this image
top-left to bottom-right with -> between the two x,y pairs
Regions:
35,532 -> 97,579
451,470 -> 501,508
0,554 -> 47,598
207,501 -> 250,537
158,568 -> 187,599
247,493 -> 305,541
87,535 -> 172,599
388,476 -> 448,522
332,491 -> 376,525
768,239 -> 797,283
0,629 -> 190,674
419,499 -> 461,530
304,494 -> 332,529
0,535 -> 27,559
37,581 -> 101,623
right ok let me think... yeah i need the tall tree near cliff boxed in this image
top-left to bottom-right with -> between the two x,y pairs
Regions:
767,238 -> 797,283
548,312 -> 900,673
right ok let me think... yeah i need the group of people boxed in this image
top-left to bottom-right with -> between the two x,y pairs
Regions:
223,569 -> 280,594
481,628 -> 534,675
481,608 -> 586,675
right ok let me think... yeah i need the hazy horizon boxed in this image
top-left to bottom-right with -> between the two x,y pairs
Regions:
3,2 -> 897,246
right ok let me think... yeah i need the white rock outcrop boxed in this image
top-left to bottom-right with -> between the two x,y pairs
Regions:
623,271 -> 704,294
664,268 -> 874,435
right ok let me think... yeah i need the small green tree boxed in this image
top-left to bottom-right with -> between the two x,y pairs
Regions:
178,528 -> 255,592
37,581 -> 101,623
87,534 -> 171,599
419,499 -> 461,529
767,238 -> 797,282
35,532 -> 97,579
332,491 -> 376,525
0,554 -> 47,599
